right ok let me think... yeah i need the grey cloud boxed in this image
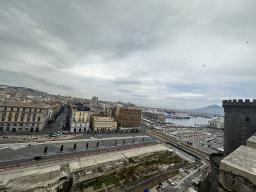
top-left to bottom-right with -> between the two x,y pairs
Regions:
1,0 -> 256,109
114,79 -> 140,85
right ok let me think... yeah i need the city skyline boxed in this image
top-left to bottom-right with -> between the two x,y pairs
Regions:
1,1 -> 256,109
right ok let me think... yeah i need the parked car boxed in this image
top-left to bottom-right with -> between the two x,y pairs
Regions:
185,169 -> 190,174
33,156 -> 42,161
159,183 -> 164,189
170,182 -> 177,186
167,179 -> 172,184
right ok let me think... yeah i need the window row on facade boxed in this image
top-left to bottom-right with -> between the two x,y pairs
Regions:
1,107 -> 44,112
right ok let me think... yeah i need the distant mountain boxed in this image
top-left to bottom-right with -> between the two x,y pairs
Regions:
191,105 -> 224,116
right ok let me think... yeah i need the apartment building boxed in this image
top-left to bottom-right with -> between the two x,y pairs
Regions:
91,96 -> 98,105
70,108 -> 90,132
92,116 -> 117,131
0,101 -> 49,133
142,111 -> 166,121
112,107 -> 142,129
208,118 -> 224,128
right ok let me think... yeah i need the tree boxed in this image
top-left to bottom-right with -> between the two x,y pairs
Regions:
60,144 -> 63,152
73,143 -> 76,150
44,146 -> 47,154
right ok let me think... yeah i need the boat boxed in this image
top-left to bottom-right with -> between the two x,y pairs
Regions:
172,113 -> 183,119
164,113 -> 173,118
182,114 -> 191,119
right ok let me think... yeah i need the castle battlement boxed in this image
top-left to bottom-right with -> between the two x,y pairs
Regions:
223,99 -> 256,106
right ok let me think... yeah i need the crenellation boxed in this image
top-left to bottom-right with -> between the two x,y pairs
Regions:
223,99 -> 256,107
222,99 -> 256,157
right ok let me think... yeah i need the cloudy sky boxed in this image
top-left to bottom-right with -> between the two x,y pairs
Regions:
1,0 -> 256,109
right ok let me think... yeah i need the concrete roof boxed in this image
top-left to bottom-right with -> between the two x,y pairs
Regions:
247,135 -> 256,149
93,116 -> 115,122
220,145 -> 256,185
185,188 -> 197,192
1,101 -> 49,108
69,144 -> 168,172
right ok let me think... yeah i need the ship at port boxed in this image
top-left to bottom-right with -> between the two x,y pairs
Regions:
182,114 -> 191,119
164,113 -> 190,119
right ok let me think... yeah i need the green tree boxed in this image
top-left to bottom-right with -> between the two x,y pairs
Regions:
44,146 -> 47,154
60,144 -> 63,152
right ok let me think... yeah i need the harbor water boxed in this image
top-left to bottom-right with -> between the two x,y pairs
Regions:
165,117 -> 212,127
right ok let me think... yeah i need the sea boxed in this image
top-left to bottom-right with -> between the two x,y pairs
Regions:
165,117 -> 212,127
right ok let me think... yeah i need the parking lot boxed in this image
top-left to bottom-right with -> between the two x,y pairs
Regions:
155,127 -> 224,155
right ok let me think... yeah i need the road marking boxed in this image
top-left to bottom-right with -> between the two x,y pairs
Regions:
0,144 -> 28,151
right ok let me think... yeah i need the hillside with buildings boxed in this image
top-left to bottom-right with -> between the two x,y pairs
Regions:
190,105 -> 224,116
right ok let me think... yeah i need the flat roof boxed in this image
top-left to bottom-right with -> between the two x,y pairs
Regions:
220,145 -> 256,185
247,135 -> 256,144
1,101 -> 48,108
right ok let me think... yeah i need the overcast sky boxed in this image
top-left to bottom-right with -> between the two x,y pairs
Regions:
1,0 -> 256,109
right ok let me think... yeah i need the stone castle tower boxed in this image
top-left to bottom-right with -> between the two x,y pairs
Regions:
222,99 -> 256,156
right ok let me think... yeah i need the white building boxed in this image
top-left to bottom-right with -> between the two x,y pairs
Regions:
208,118 -> 224,128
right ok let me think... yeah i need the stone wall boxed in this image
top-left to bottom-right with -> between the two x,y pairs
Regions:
222,99 -> 256,156
128,170 -> 179,192
219,169 -> 256,192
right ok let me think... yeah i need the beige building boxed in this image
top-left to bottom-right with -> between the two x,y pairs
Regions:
48,101 -> 62,120
91,96 -> 98,105
92,116 -> 117,131
0,101 -> 49,133
208,118 -> 224,128
70,109 -> 90,132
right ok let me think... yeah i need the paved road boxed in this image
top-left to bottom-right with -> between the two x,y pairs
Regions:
162,161 -> 209,192
0,133 -> 159,167
46,106 -> 69,134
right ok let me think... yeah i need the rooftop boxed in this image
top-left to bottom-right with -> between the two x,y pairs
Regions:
93,116 -> 115,122
246,135 -> 256,149
220,145 -> 256,185
1,101 -> 49,108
